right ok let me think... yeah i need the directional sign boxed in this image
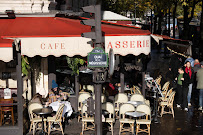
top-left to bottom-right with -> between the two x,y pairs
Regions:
88,47 -> 108,67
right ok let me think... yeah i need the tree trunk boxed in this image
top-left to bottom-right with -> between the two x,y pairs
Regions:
157,11 -> 163,35
168,8 -> 171,37
183,5 -> 189,40
173,0 -> 177,38
154,15 -> 157,34
200,0 -> 203,40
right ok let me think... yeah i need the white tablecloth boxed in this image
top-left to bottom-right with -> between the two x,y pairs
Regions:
49,101 -> 73,117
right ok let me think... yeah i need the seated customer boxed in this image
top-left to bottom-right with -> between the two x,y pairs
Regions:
30,93 -> 44,105
48,80 -> 65,103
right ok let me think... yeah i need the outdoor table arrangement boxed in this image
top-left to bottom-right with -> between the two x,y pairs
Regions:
49,101 -> 73,117
32,107 -> 53,135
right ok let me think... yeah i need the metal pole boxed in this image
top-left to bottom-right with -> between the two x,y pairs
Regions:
134,0 -> 136,25
94,2 -> 102,135
75,75 -> 79,111
142,72 -> 146,98
120,72 -> 125,93
16,52 -> 23,135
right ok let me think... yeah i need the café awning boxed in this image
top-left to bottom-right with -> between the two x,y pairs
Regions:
0,17 -> 151,60
0,38 -> 13,62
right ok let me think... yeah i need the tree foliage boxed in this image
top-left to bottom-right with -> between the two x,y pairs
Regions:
66,57 -> 85,75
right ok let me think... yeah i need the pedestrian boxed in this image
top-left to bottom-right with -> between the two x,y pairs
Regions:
175,67 -> 190,111
193,59 -> 201,73
184,56 -> 194,67
184,61 -> 195,107
196,61 -> 203,112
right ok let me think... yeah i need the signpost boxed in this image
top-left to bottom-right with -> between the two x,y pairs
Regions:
81,1 -> 103,134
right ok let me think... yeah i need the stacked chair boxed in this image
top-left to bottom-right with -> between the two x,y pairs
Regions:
136,104 -> 151,135
119,103 -> 135,135
114,93 -> 128,118
159,91 -> 176,118
131,86 -> 142,95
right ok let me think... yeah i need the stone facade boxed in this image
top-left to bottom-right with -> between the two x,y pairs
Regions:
0,0 -> 57,13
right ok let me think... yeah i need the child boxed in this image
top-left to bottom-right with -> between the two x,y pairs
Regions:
175,67 -> 190,111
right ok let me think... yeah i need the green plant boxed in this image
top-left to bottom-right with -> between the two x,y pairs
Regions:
66,57 -> 86,75
22,56 -> 30,76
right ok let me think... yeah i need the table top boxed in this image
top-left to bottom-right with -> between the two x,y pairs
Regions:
33,107 -> 53,115
102,110 -> 110,115
125,111 -> 145,118
127,101 -> 144,107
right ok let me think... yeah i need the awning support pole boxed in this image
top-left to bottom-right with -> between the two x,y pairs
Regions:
120,72 -> 125,93
75,74 -> 79,111
142,72 -> 146,98
16,52 -> 23,135
48,56 -> 56,89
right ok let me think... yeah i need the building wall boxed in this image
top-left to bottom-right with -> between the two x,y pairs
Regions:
0,0 -> 57,13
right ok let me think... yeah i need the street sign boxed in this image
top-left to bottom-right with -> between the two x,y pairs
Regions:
93,70 -> 107,83
88,47 -> 108,67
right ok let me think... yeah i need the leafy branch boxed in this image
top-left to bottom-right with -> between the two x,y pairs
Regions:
66,57 -> 86,75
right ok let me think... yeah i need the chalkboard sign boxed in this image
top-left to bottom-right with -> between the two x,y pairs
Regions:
88,47 -> 108,67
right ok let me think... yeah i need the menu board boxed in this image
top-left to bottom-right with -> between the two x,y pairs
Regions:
4,88 -> 11,99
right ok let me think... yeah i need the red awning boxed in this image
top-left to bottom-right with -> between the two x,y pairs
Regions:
0,17 -> 151,60
0,17 -> 150,39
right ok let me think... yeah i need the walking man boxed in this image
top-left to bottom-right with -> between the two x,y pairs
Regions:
175,67 -> 190,111
196,61 -> 203,112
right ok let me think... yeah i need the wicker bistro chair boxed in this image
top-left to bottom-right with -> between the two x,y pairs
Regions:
28,102 -> 46,135
93,93 -> 106,103
114,93 -> 128,118
161,81 -> 170,96
159,88 -> 173,102
0,98 -> 15,126
159,91 -> 176,118
78,93 -> 91,122
47,104 -> 65,135
136,104 -> 151,135
155,75 -> 162,89
81,103 -> 95,135
119,103 -> 135,135
130,94 -> 145,102
102,102 -> 115,135
131,86 -> 142,95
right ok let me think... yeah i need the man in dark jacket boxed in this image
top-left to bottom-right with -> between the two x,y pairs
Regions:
175,67 -> 190,111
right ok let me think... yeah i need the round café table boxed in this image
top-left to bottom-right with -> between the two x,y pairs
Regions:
125,111 -> 145,118
127,101 -> 144,107
33,107 -> 53,135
